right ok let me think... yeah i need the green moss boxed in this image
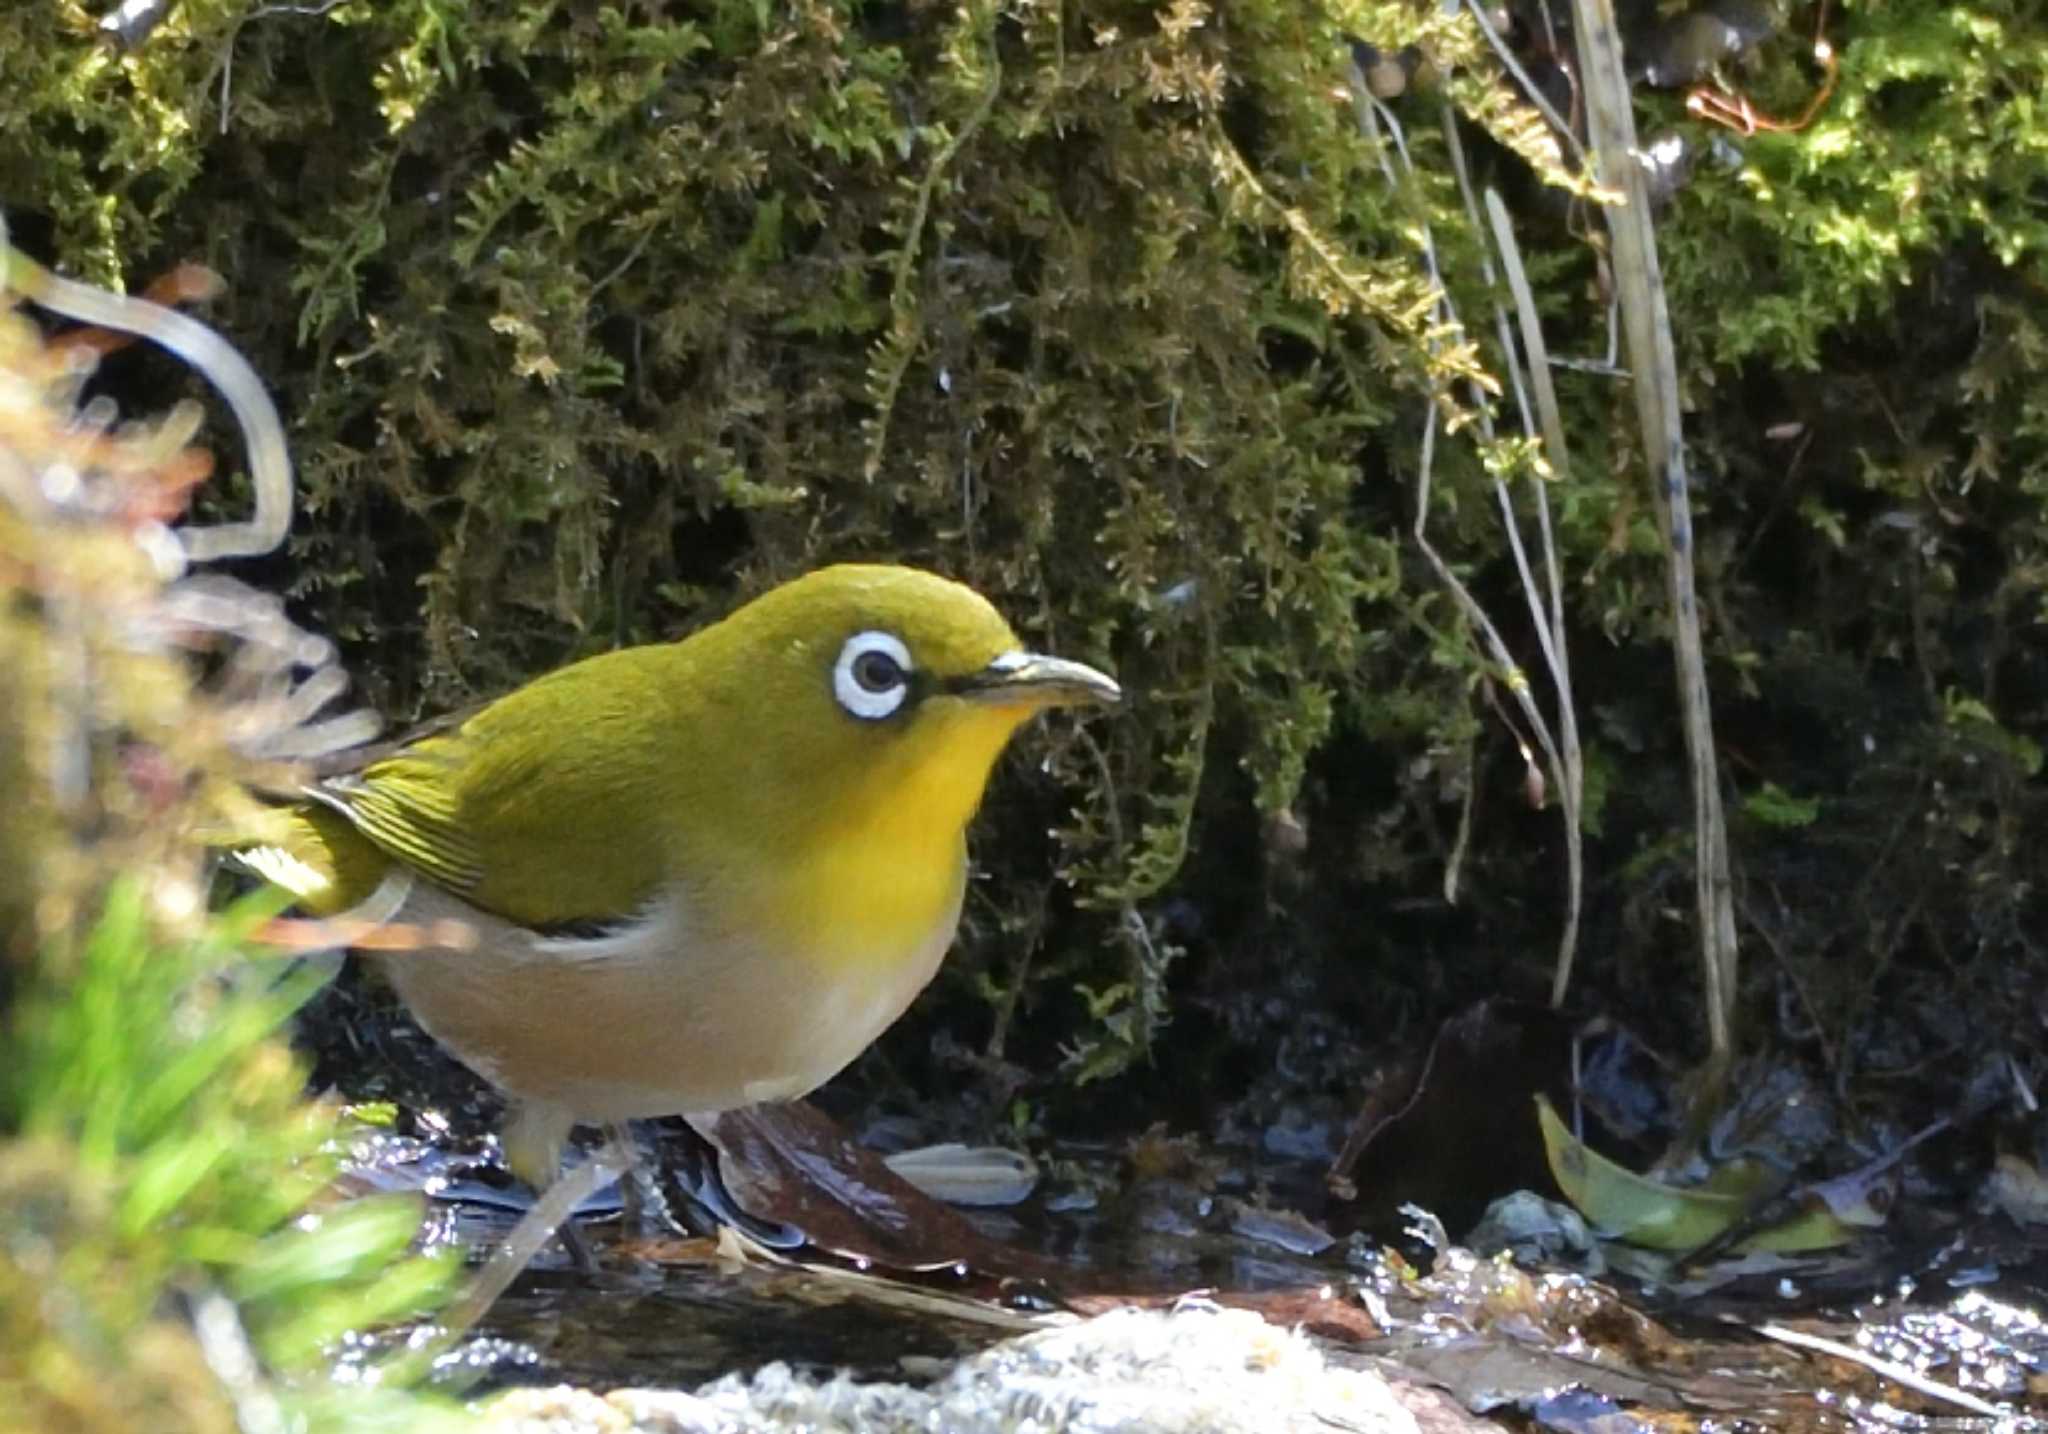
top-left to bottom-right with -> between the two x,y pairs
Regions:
3,887 -> 465,1432
5,0 -> 2046,1079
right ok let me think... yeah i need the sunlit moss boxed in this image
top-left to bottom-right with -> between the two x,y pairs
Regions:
2,0 -> 2043,1078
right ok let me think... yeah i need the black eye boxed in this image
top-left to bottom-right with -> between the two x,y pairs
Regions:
852,648 -> 905,694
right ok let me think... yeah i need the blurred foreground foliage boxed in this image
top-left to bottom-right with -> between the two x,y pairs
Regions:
1,0 -> 2044,1096
0,266 -> 462,1428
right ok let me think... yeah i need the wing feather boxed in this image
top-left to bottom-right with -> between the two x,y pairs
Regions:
306,768 -> 485,894
305,646 -> 684,928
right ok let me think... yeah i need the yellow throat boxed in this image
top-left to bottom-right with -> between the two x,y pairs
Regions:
758,696 -> 1040,969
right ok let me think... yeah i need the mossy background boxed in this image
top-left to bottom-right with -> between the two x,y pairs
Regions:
4,0 -> 2046,1122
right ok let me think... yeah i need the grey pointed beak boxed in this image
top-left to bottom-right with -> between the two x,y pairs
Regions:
958,650 -> 1121,709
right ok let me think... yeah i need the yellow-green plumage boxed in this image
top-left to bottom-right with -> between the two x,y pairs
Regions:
250,564 -> 1117,1192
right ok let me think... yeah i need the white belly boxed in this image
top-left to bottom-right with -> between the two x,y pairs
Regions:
370,877 -> 961,1124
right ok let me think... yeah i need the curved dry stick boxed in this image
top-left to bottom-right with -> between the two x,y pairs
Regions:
3,245 -> 293,563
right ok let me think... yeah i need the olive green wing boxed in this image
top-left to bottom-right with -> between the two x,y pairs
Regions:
304,646 -> 682,929
307,743 -> 486,895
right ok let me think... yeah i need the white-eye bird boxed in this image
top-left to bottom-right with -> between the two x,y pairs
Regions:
243,564 -> 1119,1234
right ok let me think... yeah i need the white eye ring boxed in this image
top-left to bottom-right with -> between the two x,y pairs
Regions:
833,630 -> 913,721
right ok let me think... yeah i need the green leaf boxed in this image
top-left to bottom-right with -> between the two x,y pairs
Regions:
1742,781 -> 1821,829
1536,1096 -> 1855,1254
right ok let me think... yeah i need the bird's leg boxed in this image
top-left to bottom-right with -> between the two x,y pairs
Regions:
422,1131 -> 633,1359
661,1119 -> 807,1250
555,1206 -> 602,1273
503,1098 -> 608,1266
603,1120 -> 669,1235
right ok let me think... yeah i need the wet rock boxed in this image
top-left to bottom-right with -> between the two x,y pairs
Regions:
1466,1191 -> 1604,1273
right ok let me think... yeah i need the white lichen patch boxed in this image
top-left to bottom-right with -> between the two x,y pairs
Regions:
480,1302 -> 1422,1433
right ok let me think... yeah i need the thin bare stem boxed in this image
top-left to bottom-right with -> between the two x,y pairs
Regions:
1750,1322 -> 2005,1418
1569,0 -> 1739,1079
1359,85 -> 1582,991
1481,187 -> 1585,1004
1462,0 -> 1590,175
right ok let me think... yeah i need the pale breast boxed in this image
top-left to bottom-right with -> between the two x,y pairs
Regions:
371,872 -> 963,1123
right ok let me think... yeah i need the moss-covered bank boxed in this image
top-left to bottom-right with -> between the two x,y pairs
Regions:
4,0 -> 2045,1100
